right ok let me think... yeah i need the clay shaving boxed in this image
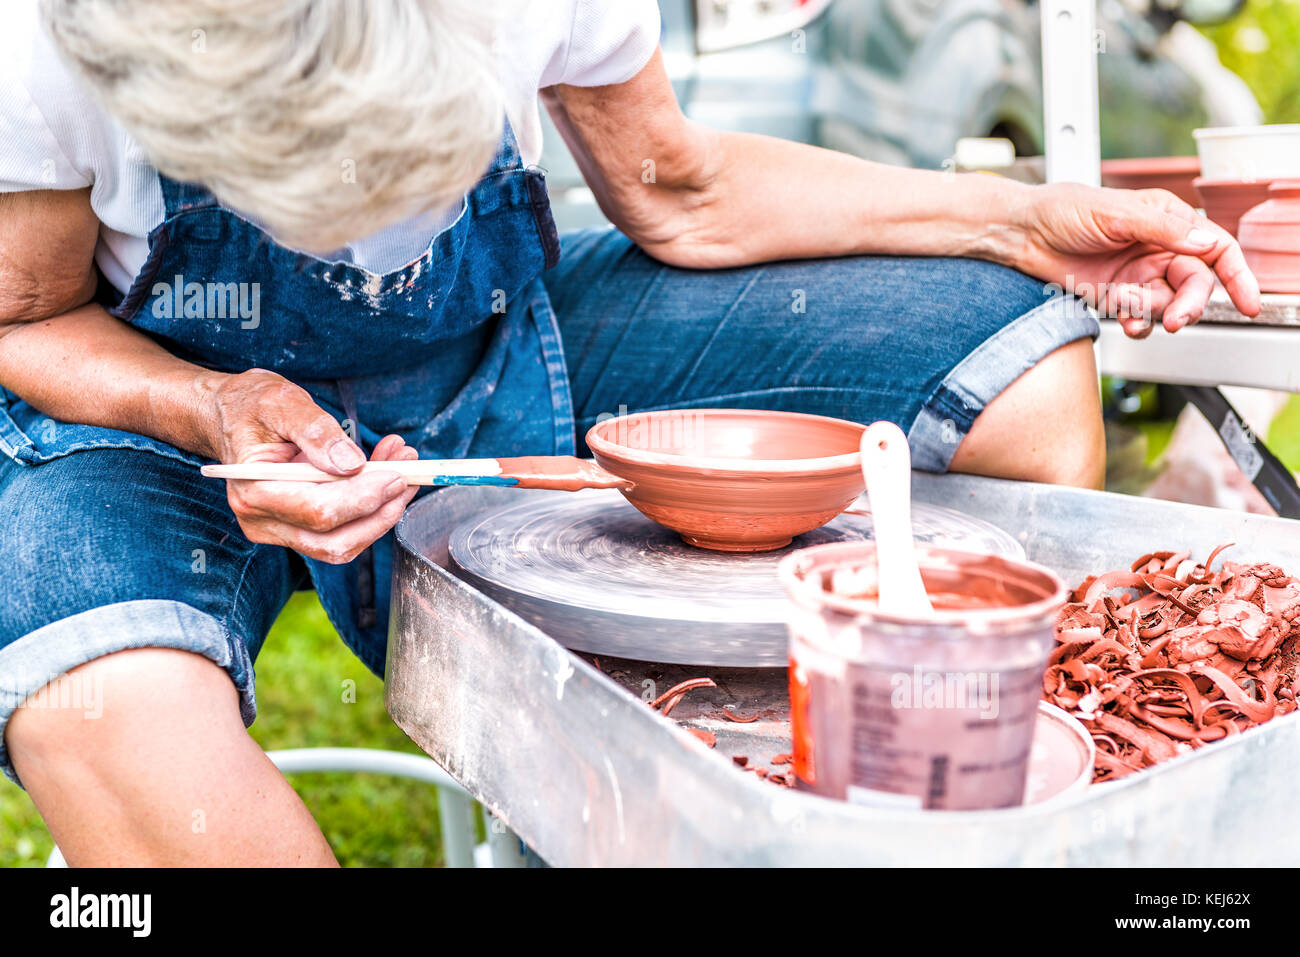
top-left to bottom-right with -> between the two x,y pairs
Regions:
1046,544 -> 1300,783
647,678 -> 796,786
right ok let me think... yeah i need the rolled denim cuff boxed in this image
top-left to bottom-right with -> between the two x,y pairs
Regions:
0,599 -> 255,788
909,294 -> 1100,472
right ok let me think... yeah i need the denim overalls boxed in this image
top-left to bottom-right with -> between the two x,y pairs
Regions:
0,119 -> 573,675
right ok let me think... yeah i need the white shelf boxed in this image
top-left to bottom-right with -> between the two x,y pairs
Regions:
1097,318 -> 1300,392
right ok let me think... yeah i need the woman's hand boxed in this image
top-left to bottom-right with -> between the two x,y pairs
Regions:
1015,183 -> 1261,339
205,369 -> 419,564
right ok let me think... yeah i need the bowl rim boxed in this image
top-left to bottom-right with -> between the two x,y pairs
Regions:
1099,155 -> 1200,174
1191,176 -> 1276,191
585,408 -> 866,474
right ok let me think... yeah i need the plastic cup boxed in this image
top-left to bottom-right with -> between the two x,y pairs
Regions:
780,542 -> 1068,811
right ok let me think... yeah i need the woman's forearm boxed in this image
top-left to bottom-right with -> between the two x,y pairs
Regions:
0,304 -> 225,458
545,57 -> 1033,273
657,129 -> 1034,270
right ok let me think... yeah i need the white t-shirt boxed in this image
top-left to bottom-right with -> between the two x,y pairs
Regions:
0,0 -> 660,291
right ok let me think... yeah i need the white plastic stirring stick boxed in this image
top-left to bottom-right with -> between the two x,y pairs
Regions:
858,421 -> 934,616
199,456 -> 631,490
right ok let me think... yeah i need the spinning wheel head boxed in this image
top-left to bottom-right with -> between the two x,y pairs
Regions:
447,490 -> 1025,667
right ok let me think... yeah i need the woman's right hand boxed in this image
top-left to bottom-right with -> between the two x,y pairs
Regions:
1014,183 -> 1260,338
203,368 -> 419,564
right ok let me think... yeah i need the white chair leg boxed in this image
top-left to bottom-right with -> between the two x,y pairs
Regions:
45,747 -> 511,868
437,788 -> 478,868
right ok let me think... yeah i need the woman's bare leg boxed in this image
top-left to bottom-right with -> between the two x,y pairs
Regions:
949,339 -> 1106,490
6,647 -> 337,867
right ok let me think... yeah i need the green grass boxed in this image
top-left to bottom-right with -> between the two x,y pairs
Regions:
1137,418 -> 1179,466
0,786 -> 47,868
0,592 -> 448,867
1202,0 -> 1300,124
1267,394 -> 1300,473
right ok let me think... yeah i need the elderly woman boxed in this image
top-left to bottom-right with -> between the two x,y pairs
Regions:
0,0 -> 1256,865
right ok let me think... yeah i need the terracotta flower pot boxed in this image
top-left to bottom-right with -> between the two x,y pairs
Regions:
1100,156 -> 1201,208
1193,177 -> 1274,238
1238,179 -> 1300,294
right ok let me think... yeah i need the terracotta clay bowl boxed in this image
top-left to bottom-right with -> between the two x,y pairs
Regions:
586,409 -> 867,552
1193,177 -> 1274,237
1238,179 -> 1300,293
1101,156 -> 1200,208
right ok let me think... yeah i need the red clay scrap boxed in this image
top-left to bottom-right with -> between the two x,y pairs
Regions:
649,677 -> 717,718
687,728 -> 717,748
716,709 -> 760,723
1046,544 -> 1300,782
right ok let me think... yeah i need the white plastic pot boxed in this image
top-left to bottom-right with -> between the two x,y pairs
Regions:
1194,124 -> 1300,182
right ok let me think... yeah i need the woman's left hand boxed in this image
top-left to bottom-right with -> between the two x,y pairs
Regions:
1015,183 -> 1261,339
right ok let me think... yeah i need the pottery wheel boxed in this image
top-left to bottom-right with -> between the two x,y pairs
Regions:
448,489 -> 1024,667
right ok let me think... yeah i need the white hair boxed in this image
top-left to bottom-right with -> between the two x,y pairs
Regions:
41,0 -> 504,253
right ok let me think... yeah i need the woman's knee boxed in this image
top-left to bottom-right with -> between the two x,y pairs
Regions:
6,648 -> 240,777
7,646 -> 335,866
949,338 -> 1105,489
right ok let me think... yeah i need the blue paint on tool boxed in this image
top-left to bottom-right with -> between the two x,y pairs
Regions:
431,475 -> 520,487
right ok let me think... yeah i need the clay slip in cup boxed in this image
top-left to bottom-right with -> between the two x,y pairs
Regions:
781,542 -> 1068,810
586,409 -> 866,552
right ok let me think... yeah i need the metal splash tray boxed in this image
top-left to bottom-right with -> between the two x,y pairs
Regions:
386,474 -> 1300,866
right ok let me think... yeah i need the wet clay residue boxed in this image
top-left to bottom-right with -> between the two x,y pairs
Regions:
729,753 -> 796,787
506,456 -> 631,491
1045,545 -> 1300,782
823,563 -> 1030,611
